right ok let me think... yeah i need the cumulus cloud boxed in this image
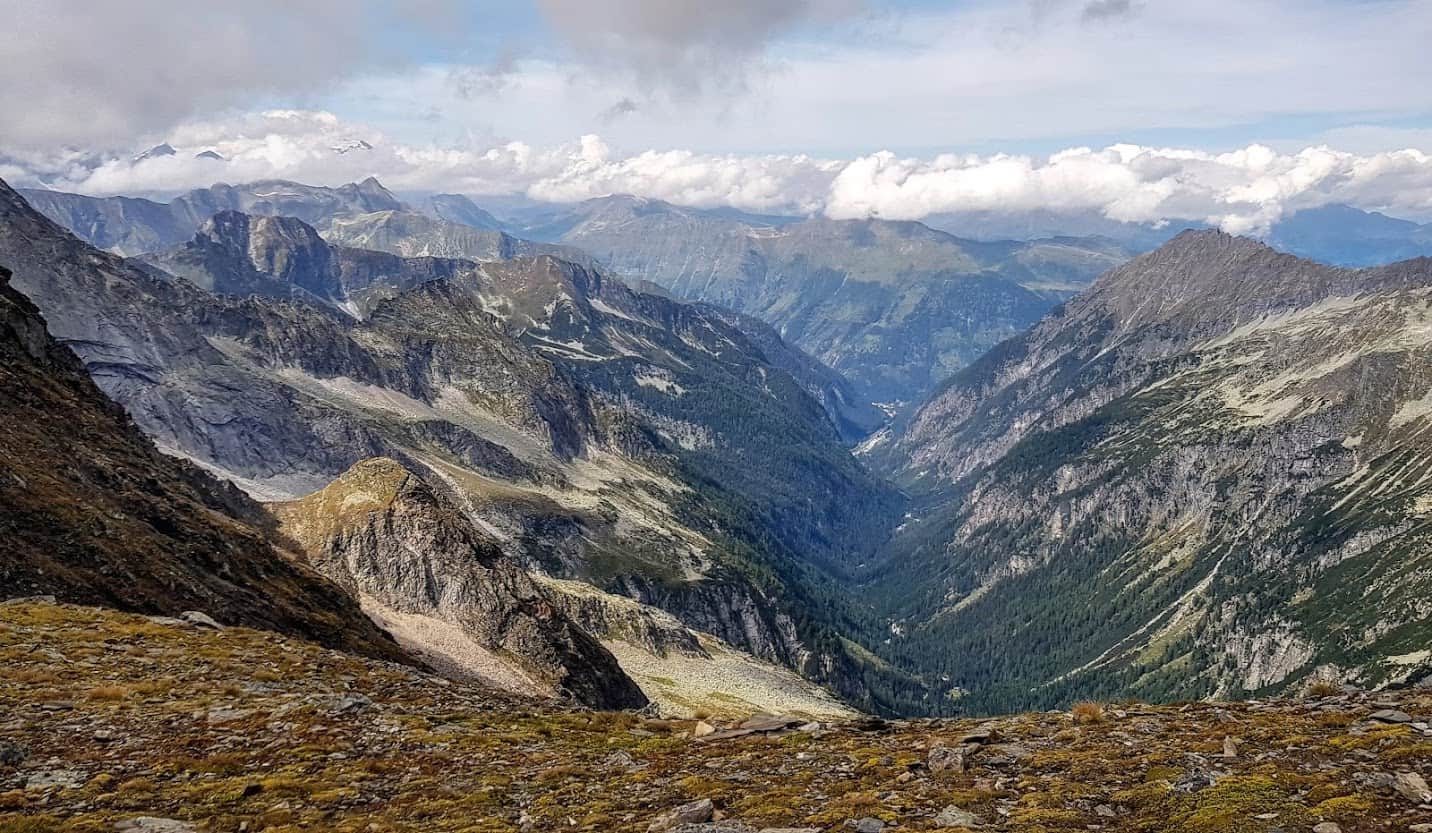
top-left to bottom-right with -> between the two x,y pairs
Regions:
0,1 -> 456,151
13,110 -> 1432,234
534,0 -> 864,96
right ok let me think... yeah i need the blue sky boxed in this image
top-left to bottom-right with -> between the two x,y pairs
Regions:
308,0 -> 1432,158
5,1 -> 1432,229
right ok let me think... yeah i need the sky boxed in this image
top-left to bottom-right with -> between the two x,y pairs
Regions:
3,0 -> 1432,231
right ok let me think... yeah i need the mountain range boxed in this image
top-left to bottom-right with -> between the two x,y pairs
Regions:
864,230 -> 1432,712
513,195 -> 1131,404
0,176 -> 908,715
4,174 -> 1432,718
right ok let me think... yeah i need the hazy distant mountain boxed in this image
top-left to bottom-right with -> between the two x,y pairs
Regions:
864,230 -> 1432,712
515,195 -> 1130,404
926,203 -> 1432,267
923,207 -> 1200,250
419,193 -> 505,231
1266,204 -> 1432,267
20,178 -> 404,256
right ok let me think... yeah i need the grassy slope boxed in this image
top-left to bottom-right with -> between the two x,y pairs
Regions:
1,602 -> 1428,833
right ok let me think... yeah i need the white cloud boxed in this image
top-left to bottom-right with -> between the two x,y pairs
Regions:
0,1 -> 458,151
13,110 -> 1432,234
534,0 -> 863,97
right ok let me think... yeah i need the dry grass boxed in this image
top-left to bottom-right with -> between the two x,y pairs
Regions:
1071,701 -> 1106,724
2,601 -> 1430,833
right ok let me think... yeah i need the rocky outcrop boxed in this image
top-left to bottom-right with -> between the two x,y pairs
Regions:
143,210 -> 479,317
270,458 -> 647,709
419,193 -> 504,231
0,264 -> 407,663
322,208 -> 592,267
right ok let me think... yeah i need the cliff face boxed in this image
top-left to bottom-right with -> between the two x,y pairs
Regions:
0,264 -> 406,663
270,458 -> 647,710
867,231 -> 1432,712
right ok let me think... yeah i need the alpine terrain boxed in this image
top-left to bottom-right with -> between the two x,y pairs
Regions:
0,177 -> 907,716
866,230 -> 1432,713
516,195 -> 1131,405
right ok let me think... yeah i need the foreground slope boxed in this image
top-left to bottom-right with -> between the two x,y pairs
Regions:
0,266 -> 403,663
869,231 -> 1432,713
3,601 -> 1430,832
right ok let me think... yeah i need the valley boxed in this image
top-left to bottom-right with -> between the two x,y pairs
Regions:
6,174 -> 1432,721
6,5 -> 1432,830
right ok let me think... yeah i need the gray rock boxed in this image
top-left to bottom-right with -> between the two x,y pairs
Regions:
1394,771 -> 1431,804
329,694 -> 373,715
649,799 -> 715,832
179,610 -> 223,629
3,595 -> 55,605
114,819 -> 198,832
205,706 -> 252,723
927,743 -> 968,773
739,715 -> 805,733
670,825 -> 755,833
1173,769 -> 1217,794
959,726 -> 998,745
935,804 -> 981,826
24,768 -> 87,789
1368,709 -> 1414,724
0,739 -> 26,767
850,819 -> 885,833
1311,823 -> 1342,833
603,749 -> 639,770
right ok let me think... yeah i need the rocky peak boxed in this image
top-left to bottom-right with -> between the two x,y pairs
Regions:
1077,229 -> 1432,342
270,458 -> 648,710
488,255 -> 605,306
198,211 -> 336,284
349,176 -> 401,209
424,194 -> 503,231
148,211 -> 343,305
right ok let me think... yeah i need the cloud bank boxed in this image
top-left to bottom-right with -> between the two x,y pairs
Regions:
11,110 -> 1432,234
0,1 -> 457,150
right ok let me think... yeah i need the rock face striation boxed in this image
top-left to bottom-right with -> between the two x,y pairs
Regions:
868,230 -> 1432,712
270,458 -> 647,710
0,264 -> 406,663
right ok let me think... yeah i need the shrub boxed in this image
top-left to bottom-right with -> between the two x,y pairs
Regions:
1071,701 -> 1106,724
